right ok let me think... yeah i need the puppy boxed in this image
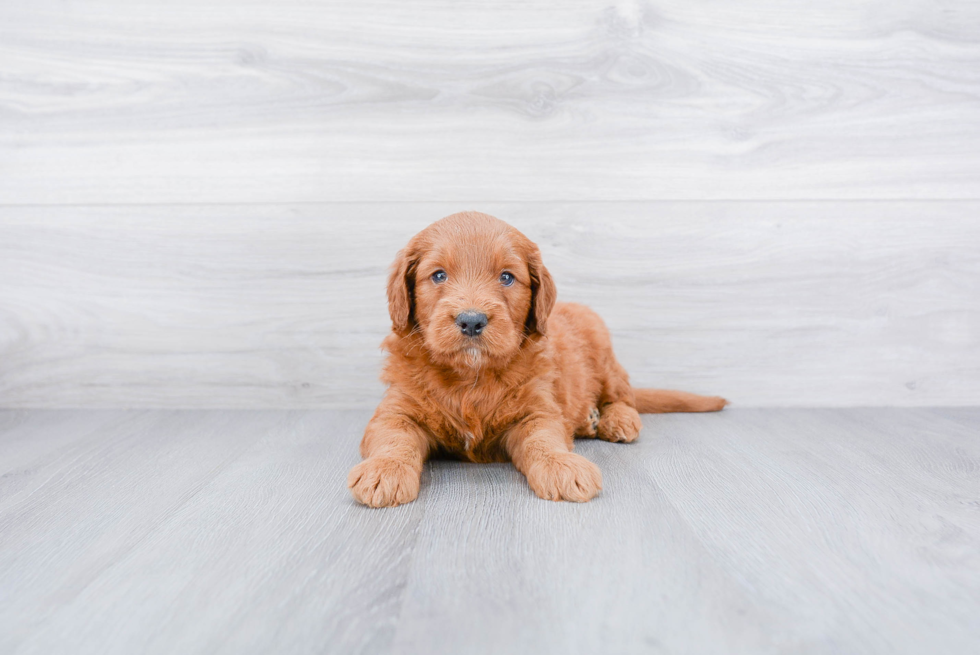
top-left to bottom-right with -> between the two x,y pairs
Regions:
348,212 -> 726,507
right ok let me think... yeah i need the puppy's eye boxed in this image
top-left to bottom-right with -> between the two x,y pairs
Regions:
499,271 -> 515,287
431,270 -> 447,284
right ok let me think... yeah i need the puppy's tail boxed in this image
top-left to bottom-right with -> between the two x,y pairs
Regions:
632,388 -> 728,414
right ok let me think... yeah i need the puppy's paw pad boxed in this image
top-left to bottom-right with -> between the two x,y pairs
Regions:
597,403 -> 642,443
577,407 -> 602,438
347,457 -> 420,508
588,407 -> 601,430
526,452 -> 602,503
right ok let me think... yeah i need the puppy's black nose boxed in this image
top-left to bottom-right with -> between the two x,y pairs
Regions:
456,311 -> 488,337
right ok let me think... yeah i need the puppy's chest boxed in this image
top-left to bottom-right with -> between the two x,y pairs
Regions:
425,393 -> 515,463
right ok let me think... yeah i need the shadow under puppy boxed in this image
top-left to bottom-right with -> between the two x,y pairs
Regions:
349,211 -> 726,507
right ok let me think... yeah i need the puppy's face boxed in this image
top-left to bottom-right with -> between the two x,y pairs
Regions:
387,212 -> 556,370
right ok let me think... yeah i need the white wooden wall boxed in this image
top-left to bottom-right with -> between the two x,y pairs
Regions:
1,1 -> 978,407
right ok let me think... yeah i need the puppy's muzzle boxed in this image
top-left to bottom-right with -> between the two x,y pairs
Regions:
455,311 -> 488,337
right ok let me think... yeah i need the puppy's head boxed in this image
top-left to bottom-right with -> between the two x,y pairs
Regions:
387,212 -> 556,369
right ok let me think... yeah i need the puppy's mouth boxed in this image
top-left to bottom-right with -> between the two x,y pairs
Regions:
422,312 -> 518,368
446,334 -> 491,367
455,335 -> 487,353
424,326 -> 488,355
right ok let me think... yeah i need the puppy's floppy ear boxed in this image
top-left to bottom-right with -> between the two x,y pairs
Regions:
387,245 -> 418,334
525,245 -> 557,337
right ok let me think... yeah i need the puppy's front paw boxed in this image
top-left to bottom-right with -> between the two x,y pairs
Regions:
525,452 -> 602,502
597,402 -> 642,443
348,457 -> 420,508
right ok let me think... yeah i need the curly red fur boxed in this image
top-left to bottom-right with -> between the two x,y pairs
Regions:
348,212 -> 727,506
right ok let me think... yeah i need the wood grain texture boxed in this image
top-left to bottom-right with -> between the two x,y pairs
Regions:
2,202 -> 978,408
1,408 -> 978,653
2,411 -> 425,655
2,1 -> 980,203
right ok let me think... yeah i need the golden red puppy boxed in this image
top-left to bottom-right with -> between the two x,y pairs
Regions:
348,212 -> 726,507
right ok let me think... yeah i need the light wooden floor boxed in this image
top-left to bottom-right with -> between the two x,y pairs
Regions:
1,408 -> 977,654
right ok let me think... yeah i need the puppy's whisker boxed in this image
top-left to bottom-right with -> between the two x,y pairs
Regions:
402,325 -> 427,356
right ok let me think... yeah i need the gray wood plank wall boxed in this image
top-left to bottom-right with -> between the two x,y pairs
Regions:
1,1 -> 978,407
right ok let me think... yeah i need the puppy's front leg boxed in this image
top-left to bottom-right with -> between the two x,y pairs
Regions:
348,405 -> 430,508
506,416 -> 602,502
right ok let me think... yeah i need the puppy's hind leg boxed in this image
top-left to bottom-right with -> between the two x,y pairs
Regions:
595,361 -> 643,443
